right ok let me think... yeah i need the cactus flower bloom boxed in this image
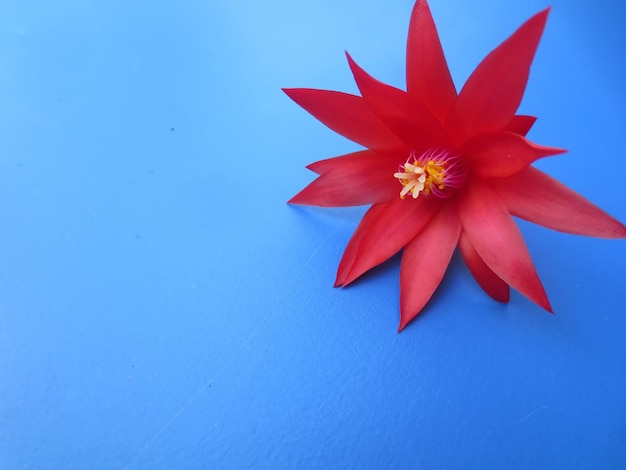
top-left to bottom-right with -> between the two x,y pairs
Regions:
284,0 -> 626,331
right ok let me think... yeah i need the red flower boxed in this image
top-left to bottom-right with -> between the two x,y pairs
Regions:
284,0 -> 626,331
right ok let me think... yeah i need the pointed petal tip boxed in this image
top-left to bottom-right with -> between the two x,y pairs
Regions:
335,275 -> 360,287
526,280 -> 553,314
537,294 -> 553,314
287,192 -> 308,206
397,312 -> 413,332
345,52 -> 358,74
397,305 -> 422,332
334,270 -> 349,287
530,6 -> 551,25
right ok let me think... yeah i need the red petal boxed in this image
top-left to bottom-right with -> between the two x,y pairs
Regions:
398,203 -> 461,331
406,0 -> 457,122
336,196 -> 441,286
283,88 -> 405,151
346,53 -> 450,149
463,131 -> 566,178
491,166 -> 626,238
289,151 -> 399,207
457,180 -> 552,312
306,149 -> 400,175
446,8 -> 550,144
505,115 -> 537,136
458,230 -> 509,302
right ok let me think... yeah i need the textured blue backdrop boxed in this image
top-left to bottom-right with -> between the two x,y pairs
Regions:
1,0 -> 625,468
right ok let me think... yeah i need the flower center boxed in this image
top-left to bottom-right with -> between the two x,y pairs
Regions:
393,148 -> 466,199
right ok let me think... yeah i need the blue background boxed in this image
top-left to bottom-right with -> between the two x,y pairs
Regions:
1,0 -> 625,468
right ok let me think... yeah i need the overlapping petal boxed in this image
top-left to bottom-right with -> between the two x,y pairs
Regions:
458,230 -> 510,302
336,196 -> 441,287
457,180 -> 552,312
504,115 -> 537,136
289,151 -> 400,207
346,53 -> 450,149
463,131 -> 566,178
282,88 -> 405,151
491,166 -> 626,238
399,203 -> 461,330
406,0 -> 456,122
446,8 -> 550,144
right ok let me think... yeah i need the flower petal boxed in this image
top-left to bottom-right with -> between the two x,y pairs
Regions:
399,203 -> 461,331
306,149 -> 398,175
505,115 -> 537,136
289,151 -> 400,207
446,8 -> 550,144
457,179 -> 552,312
458,230 -> 510,302
463,131 -> 566,178
346,53 -> 450,149
283,88 -> 405,151
336,196 -> 441,286
491,166 -> 626,238
406,0 -> 457,122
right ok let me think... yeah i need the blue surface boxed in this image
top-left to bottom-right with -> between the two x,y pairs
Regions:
1,1 -> 625,468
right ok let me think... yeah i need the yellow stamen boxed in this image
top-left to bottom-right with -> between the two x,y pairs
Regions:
394,159 -> 447,199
